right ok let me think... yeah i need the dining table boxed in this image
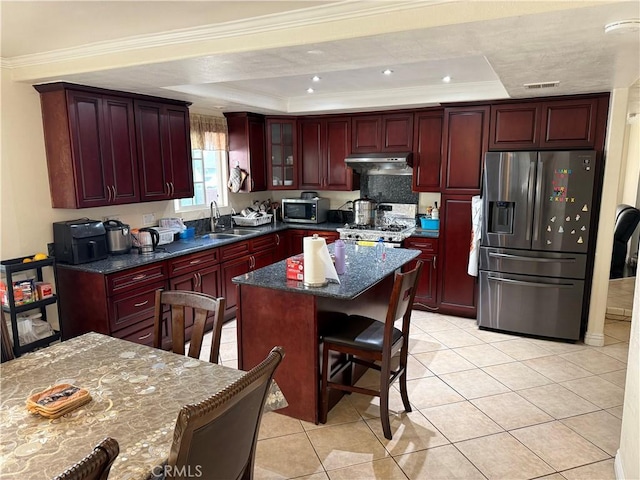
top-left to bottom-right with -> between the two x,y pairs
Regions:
0,332 -> 287,479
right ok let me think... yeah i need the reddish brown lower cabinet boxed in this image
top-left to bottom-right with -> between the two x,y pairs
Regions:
438,195 -> 477,317
56,262 -> 171,347
168,249 -> 221,338
403,237 -> 438,309
288,230 -> 339,255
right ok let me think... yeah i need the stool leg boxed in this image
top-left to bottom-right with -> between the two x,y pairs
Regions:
320,343 -> 330,424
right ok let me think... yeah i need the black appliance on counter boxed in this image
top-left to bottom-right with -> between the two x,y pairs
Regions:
53,219 -> 108,264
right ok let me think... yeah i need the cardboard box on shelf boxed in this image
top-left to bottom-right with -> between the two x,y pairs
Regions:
35,282 -> 53,300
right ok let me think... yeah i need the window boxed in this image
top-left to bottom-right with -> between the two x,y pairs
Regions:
177,149 -> 228,210
176,114 -> 228,211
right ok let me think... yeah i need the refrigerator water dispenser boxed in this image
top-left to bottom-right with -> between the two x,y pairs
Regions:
489,201 -> 514,234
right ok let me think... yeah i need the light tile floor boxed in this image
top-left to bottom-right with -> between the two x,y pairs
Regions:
606,276 -> 636,321
199,312 -> 631,480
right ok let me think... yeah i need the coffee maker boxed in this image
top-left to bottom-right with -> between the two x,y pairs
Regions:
53,219 -> 108,264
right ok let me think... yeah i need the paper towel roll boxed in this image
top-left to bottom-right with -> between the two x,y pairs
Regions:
303,235 -> 328,287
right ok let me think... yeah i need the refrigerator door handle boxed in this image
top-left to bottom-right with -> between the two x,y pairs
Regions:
525,158 -> 536,242
488,252 -> 577,263
487,275 -> 575,288
532,157 -> 543,244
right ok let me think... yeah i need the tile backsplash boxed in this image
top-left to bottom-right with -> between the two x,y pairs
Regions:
360,174 -> 418,204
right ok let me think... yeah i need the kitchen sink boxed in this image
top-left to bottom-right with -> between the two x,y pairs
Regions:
228,228 -> 257,235
207,233 -> 242,239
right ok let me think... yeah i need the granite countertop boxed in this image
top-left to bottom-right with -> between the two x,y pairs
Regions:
56,223 -> 347,275
232,243 -> 419,300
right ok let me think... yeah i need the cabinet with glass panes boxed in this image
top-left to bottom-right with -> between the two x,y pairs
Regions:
266,118 -> 297,189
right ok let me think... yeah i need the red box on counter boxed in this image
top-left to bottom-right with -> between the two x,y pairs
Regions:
286,255 -> 304,281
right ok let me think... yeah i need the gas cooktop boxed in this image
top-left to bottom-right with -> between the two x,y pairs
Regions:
337,202 -> 417,243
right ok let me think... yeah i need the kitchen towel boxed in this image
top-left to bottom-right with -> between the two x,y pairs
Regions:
468,195 -> 482,277
303,235 -> 340,286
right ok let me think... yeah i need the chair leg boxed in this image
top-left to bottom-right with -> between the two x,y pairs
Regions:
379,355 -> 393,440
320,343 -> 331,424
399,347 -> 412,413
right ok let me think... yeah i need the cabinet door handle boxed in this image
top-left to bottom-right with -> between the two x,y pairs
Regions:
165,182 -> 171,196
111,185 -> 117,200
134,300 -> 149,307
433,256 -> 437,269
138,332 -> 152,341
189,260 -> 202,265
275,234 -> 280,246
170,182 -> 175,197
132,274 -> 147,281
250,256 -> 255,269
197,272 -> 202,288
106,186 -> 112,202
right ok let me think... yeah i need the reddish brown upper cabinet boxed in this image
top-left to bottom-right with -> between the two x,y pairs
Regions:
540,98 -> 599,148
351,115 -> 381,153
352,112 -> 413,153
441,106 -> 489,195
35,84 -> 140,208
412,110 -> 444,192
438,195 -> 477,318
225,112 -> 267,192
489,97 -> 601,150
135,100 -> 193,201
266,117 -> 297,189
299,117 -> 358,191
489,103 -> 541,150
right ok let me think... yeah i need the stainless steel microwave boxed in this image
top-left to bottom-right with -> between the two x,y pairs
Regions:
281,198 -> 330,224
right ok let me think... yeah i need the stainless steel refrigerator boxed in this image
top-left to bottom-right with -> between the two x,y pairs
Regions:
478,150 -> 597,340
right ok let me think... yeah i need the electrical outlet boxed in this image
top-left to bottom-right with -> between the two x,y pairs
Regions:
142,213 -> 156,226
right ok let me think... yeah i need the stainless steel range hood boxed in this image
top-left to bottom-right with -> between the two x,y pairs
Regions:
344,152 -> 413,175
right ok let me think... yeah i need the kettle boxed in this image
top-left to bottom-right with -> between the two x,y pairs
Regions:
103,219 -> 132,255
135,227 -> 160,255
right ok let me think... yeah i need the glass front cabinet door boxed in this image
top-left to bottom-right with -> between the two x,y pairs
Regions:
267,118 -> 297,189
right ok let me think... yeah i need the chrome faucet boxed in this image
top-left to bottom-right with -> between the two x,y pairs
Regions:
210,201 -> 221,232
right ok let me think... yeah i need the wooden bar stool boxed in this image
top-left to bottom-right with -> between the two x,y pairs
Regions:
320,261 -> 423,439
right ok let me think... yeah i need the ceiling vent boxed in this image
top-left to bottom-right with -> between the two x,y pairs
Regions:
524,81 -> 560,90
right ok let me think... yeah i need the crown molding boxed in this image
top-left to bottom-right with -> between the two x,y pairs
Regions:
4,0 -> 440,69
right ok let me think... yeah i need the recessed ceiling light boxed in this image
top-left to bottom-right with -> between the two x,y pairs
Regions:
442,75 -> 451,83
382,69 -> 394,75
312,75 -> 321,82
604,19 -> 640,34
306,87 -> 315,94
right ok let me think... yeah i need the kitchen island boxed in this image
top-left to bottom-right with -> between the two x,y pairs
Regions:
232,243 -> 419,423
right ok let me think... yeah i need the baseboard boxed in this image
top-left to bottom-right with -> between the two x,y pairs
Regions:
615,450 -> 626,479
584,330 -> 605,346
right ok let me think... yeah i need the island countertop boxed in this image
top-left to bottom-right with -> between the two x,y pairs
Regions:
232,243 -> 419,300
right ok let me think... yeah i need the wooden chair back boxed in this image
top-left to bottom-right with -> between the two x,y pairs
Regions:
165,346 -> 285,480
52,437 -> 119,480
384,260 -> 423,352
153,290 -> 225,364
1,309 -> 15,363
